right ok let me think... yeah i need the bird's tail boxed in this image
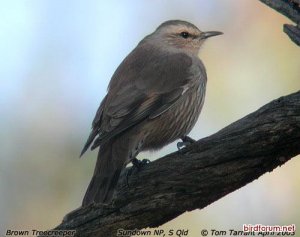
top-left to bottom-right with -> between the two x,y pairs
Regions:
82,139 -> 128,206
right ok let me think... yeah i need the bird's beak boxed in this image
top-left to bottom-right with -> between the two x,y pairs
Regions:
201,31 -> 223,39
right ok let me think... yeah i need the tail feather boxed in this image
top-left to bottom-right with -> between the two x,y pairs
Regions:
80,129 -> 98,157
82,140 -> 127,206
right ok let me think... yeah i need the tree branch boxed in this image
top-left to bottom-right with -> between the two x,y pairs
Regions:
284,24 -> 300,46
259,0 -> 300,23
54,91 -> 300,237
259,0 -> 300,46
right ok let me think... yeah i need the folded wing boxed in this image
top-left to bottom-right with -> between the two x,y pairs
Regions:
81,45 -> 199,155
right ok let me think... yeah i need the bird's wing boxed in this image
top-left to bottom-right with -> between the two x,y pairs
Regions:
81,44 -> 203,154
94,88 -> 185,147
80,95 -> 107,156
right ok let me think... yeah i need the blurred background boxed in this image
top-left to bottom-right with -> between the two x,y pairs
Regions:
1,0 -> 300,235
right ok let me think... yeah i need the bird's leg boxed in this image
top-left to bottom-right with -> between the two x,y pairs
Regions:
177,135 -> 196,150
126,157 -> 150,187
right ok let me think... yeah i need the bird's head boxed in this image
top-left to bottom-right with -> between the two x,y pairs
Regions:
150,20 -> 222,55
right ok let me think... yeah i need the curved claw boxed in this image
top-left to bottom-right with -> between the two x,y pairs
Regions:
126,158 -> 151,187
177,141 -> 186,150
132,158 -> 150,169
177,136 -> 196,151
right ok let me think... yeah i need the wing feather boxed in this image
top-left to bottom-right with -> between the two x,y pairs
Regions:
81,43 -> 201,154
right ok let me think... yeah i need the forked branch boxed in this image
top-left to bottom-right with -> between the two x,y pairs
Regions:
259,0 -> 300,46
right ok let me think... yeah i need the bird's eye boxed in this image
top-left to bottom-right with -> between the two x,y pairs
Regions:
180,32 -> 190,39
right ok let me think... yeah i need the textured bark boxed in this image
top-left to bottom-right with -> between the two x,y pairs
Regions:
284,24 -> 300,46
259,0 -> 300,46
54,91 -> 300,237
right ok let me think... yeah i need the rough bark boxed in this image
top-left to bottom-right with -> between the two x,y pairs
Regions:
259,0 -> 300,46
54,91 -> 300,237
284,24 -> 300,46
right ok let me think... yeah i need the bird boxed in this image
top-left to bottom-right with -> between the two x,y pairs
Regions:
80,20 -> 222,206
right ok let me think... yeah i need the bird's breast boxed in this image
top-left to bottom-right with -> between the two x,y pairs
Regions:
142,82 -> 206,150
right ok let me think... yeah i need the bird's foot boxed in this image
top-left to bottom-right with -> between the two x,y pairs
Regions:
132,158 -> 151,169
126,158 -> 150,187
177,135 -> 196,151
